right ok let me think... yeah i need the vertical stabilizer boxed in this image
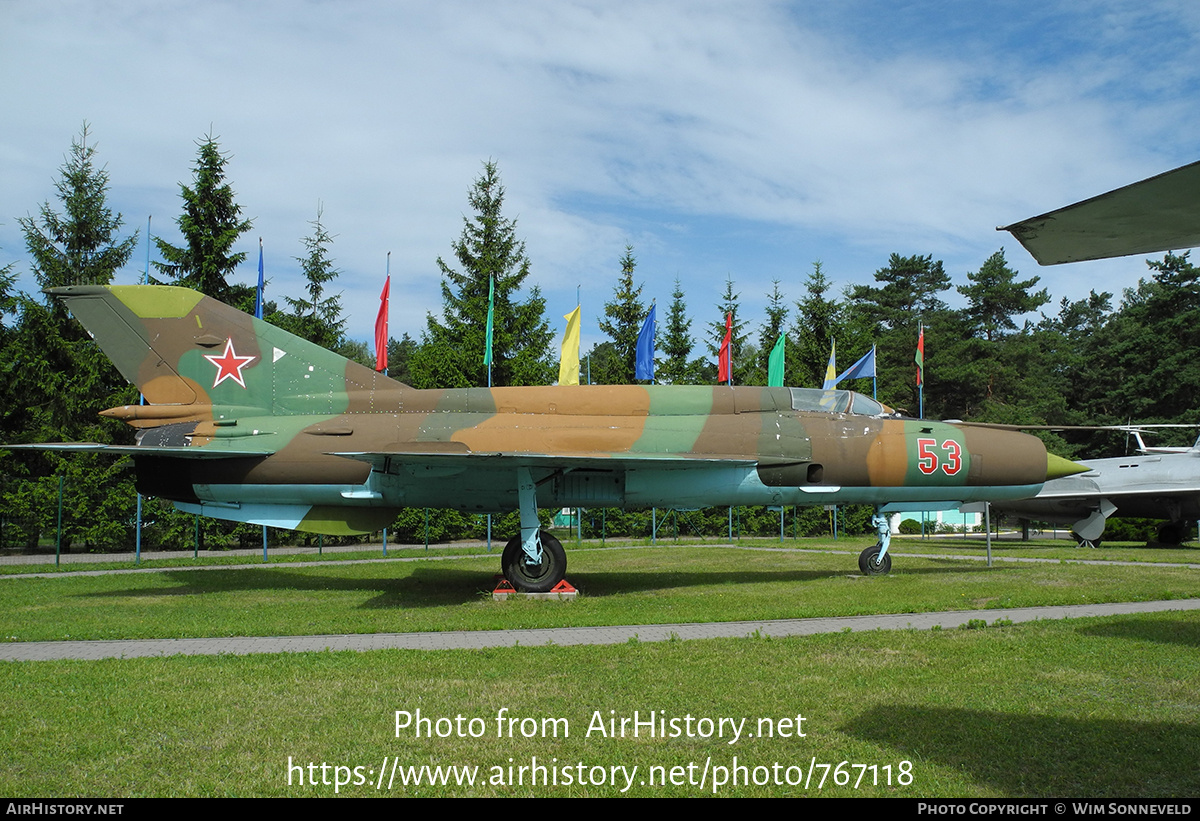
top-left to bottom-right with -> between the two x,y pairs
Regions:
50,285 -> 403,418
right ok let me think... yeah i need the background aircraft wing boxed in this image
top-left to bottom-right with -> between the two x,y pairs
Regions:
1000,159 -> 1200,264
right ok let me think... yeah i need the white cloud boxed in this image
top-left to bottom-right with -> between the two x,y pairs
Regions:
2,0 -> 1198,349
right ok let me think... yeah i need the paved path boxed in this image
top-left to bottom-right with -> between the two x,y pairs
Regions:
4,599 -> 1197,662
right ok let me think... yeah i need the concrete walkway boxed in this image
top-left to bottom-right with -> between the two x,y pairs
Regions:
3,599 -> 1197,662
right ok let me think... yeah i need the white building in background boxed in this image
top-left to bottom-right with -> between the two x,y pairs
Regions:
888,508 -> 983,534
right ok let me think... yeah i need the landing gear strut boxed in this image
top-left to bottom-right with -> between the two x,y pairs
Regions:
501,465 -> 568,592
858,511 -> 893,575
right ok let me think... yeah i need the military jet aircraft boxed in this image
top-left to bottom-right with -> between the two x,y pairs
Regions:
993,158 -> 1200,547
991,440 -> 1200,547
22,285 -> 1081,590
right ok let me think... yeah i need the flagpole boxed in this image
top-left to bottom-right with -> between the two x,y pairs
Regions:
485,275 -> 494,389
649,299 -> 655,385
258,237 -> 267,560
575,285 -> 583,542
485,274 -> 494,551
384,252 -> 390,378
255,238 -> 264,320
136,215 -> 151,565
917,324 -> 925,419
381,253 -> 391,557
872,344 -> 877,400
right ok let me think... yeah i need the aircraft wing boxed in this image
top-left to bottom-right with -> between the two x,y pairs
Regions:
1000,159 -> 1200,265
1032,479 -> 1200,500
3,443 -> 268,459
332,450 -> 761,472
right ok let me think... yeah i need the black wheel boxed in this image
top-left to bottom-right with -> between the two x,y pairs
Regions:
502,530 -> 567,592
858,544 -> 892,576
1157,521 -> 1187,546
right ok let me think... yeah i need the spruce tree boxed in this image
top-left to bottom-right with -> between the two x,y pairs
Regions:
154,133 -> 254,308
755,279 -> 788,385
659,278 -> 697,385
596,245 -> 647,384
409,161 -> 552,388
7,125 -> 140,548
18,123 -> 138,304
708,278 -> 750,385
272,204 -> 345,351
790,262 -> 842,387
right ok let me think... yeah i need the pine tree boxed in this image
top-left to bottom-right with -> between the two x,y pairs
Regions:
596,245 -> 647,384
154,133 -> 254,308
409,161 -> 552,388
848,253 -> 951,329
958,249 -> 1049,343
846,253 -> 952,412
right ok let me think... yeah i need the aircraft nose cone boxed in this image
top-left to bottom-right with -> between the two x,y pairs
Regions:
1047,452 -> 1089,481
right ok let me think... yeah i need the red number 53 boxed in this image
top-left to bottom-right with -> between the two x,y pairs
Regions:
916,438 -> 963,475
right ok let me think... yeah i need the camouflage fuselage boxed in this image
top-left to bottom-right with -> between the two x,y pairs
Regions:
54,285 -> 1052,535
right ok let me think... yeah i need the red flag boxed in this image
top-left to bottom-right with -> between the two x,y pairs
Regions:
915,325 -> 925,386
375,276 -> 389,373
718,312 -> 732,383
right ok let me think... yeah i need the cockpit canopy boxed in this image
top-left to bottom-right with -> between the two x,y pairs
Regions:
788,387 -> 898,417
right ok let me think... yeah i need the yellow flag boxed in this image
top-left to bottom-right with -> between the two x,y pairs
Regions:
822,341 -> 837,390
558,306 -> 581,386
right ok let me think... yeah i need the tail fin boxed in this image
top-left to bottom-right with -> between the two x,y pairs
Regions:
51,285 -> 402,421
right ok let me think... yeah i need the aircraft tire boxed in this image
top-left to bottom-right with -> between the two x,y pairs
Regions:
1156,521 -> 1187,546
858,544 -> 892,576
502,530 -> 567,593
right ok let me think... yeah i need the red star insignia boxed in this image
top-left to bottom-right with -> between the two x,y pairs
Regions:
204,338 -> 257,389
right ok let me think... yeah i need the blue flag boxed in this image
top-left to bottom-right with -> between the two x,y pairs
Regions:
254,239 -> 264,320
635,304 -> 656,381
836,346 -> 876,383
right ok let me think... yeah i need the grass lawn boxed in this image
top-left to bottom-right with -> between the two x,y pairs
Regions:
1,612 -> 1197,797
1,539 -> 1197,797
1,539 -> 1198,642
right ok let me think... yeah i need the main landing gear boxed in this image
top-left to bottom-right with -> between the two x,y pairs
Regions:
858,510 -> 893,576
501,465 -> 568,592
1156,520 -> 1188,546
502,531 -> 566,593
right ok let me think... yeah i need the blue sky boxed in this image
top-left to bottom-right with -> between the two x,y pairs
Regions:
3,0 -> 1199,359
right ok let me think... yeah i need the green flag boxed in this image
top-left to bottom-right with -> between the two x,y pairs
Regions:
767,333 -> 785,387
483,276 -> 495,368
